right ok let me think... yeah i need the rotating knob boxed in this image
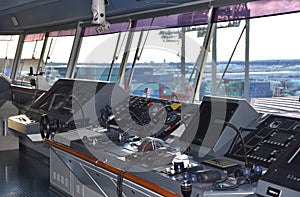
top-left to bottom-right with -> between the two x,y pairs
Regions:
40,114 -> 51,139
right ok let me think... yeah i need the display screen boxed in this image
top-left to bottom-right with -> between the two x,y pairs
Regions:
278,120 -> 296,130
252,146 -> 274,158
31,79 -> 74,111
190,99 -> 239,146
257,128 -> 273,137
269,132 -> 291,143
50,94 -> 66,110
247,137 -> 261,146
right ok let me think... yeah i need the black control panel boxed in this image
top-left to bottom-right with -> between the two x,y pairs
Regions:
256,131 -> 300,196
129,96 -> 181,128
29,79 -> 115,130
27,79 -> 131,137
226,115 -> 300,167
100,95 -> 182,139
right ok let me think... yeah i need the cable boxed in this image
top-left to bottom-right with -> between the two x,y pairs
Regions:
5,36 -> 12,59
48,37 -> 57,59
248,128 -> 261,139
116,31 -> 128,59
107,32 -> 122,81
138,18 -> 154,59
45,38 -> 53,65
32,40 -> 38,59
212,122 -> 262,191
212,176 -> 247,191
215,24 -> 246,92
127,30 -> 144,87
224,122 -> 248,166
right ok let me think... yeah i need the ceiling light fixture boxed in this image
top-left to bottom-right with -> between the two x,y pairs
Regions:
10,15 -> 19,26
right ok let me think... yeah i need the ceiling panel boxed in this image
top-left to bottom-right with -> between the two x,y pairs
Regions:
0,0 -> 40,12
0,0 -> 256,33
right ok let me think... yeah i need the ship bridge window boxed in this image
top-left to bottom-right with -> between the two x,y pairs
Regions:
124,25 -> 208,103
0,35 -> 19,77
44,30 -> 75,85
117,1 -> 300,105
14,30 -> 75,87
14,33 -> 46,86
75,22 -> 130,82
209,12 -> 300,99
203,11 -> 300,114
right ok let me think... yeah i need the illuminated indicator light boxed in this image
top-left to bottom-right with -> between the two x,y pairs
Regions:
171,103 -> 181,110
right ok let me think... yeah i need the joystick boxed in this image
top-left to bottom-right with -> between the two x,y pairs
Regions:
181,179 -> 192,197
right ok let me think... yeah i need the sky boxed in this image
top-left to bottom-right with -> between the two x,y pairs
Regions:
218,11 -> 300,61
79,11 -> 300,63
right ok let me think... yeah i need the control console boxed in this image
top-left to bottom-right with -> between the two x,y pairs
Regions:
8,114 -> 39,134
256,129 -> 300,197
99,95 -> 182,139
226,114 -> 300,167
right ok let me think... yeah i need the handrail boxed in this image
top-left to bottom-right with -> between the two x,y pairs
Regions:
45,139 -> 97,164
44,139 -> 181,197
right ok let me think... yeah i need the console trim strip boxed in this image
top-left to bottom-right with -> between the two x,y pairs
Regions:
44,139 -> 181,197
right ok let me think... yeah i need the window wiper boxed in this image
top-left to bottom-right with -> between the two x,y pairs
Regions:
215,24 -> 246,92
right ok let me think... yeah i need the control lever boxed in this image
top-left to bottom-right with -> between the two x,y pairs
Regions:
181,173 -> 192,197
